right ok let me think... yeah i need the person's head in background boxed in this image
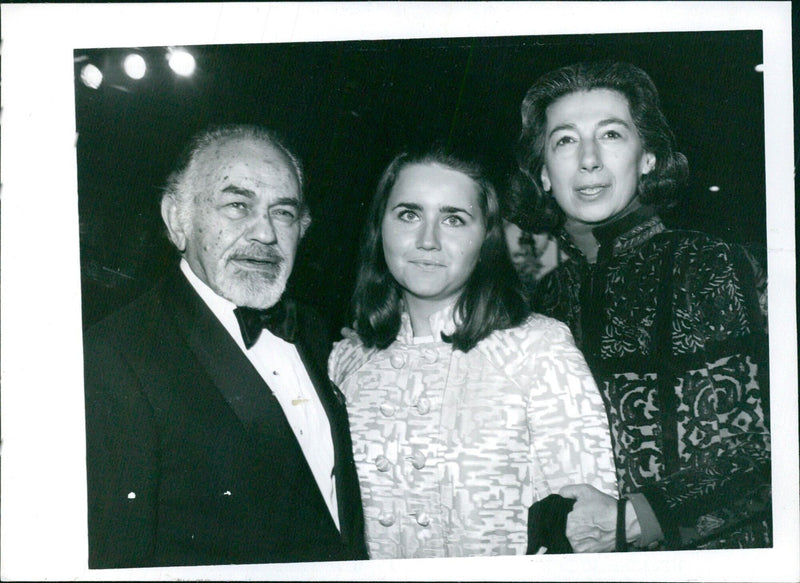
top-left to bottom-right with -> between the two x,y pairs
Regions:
351,146 -> 529,352
161,124 -> 311,309
512,61 -> 688,236
503,220 -> 542,290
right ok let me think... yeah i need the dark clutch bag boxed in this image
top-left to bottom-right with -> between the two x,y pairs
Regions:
526,494 -> 576,554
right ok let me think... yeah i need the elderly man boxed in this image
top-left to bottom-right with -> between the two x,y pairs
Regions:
83,125 -> 367,568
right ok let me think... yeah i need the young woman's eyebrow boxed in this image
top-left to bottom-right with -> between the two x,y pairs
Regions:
440,205 -> 474,218
391,202 -> 473,218
391,202 -> 423,211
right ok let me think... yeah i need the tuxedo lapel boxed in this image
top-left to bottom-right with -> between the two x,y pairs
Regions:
157,270 -> 345,539
159,271 -> 298,444
294,324 -> 349,480
294,309 -> 364,548
294,319 -> 345,422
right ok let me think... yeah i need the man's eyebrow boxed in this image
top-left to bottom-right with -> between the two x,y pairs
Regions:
270,196 -> 301,207
220,188 -> 300,207
221,185 -> 255,197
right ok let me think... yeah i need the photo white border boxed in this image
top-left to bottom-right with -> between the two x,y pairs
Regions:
1,2 -> 796,581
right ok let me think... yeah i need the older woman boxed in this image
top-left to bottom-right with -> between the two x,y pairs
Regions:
329,148 -> 617,558
509,61 -> 771,551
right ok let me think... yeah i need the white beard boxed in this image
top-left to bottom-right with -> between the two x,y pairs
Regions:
214,259 -> 290,309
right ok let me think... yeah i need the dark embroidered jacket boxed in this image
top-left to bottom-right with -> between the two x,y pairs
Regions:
534,207 -> 771,550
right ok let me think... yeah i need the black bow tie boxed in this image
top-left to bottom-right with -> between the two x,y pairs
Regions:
234,300 -> 298,348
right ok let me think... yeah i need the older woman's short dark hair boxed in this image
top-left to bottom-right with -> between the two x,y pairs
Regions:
351,147 -> 530,352
511,61 -> 689,233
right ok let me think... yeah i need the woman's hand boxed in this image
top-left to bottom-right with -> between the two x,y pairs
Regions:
559,484 -> 640,553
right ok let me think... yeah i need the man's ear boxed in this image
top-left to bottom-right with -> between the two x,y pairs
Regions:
641,152 -> 656,175
161,195 -> 187,252
299,213 -> 312,239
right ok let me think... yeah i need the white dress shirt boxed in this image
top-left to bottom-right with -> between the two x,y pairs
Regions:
180,260 -> 339,530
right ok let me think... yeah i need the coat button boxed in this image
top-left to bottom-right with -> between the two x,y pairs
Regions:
389,353 -> 405,369
415,512 -> 430,527
378,513 -> 395,527
380,403 -> 396,417
421,348 -> 438,363
375,455 -> 392,472
408,451 -> 426,469
415,397 -> 431,415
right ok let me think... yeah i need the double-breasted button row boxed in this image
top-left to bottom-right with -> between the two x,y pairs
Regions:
415,397 -> 431,415
376,512 -> 430,528
375,455 -> 391,472
388,347 -> 440,370
420,348 -> 438,364
379,400 -> 431,417
378,513 -> 395,526
390,353 -> 405,369
374,451 -> 426,471
407,451 -> 427,469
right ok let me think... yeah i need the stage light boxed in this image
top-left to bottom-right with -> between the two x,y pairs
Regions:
80,63 -> 103,89
168,48 -> 196,77
123,53 -> 147,80
709,185 -> 720,192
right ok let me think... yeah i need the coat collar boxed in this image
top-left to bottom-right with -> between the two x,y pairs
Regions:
397,301 -> 459,345
559,205 -> 666,265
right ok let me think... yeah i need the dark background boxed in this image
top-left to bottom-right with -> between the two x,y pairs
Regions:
74,30 -> 766,331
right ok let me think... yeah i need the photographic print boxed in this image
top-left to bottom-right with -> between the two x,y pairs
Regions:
2,3 -> 796,581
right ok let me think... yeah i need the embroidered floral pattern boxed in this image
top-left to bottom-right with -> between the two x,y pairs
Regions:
534,213 -> 771,549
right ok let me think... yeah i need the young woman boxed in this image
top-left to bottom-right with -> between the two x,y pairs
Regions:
328,148 -> 618,558
510,61 -> 771,551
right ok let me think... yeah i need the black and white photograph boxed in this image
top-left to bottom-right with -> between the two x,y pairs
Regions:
1,3 -> 796,581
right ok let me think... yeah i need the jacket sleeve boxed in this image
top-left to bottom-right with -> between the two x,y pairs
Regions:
637,241 -> 771,549
83,330 -> 160,568
524,318 -> 619,499
637,351 -> 771,549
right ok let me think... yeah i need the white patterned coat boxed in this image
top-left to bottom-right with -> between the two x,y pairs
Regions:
329,306 -> 618,559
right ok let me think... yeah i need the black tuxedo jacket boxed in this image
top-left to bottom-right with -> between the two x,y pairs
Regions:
83,268 -> 367,568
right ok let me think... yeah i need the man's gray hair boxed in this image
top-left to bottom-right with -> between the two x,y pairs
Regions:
162,124 -> 310,233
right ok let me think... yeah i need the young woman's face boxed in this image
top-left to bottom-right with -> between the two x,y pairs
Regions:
540,88 -> 655,225
381,162 -> 486,311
